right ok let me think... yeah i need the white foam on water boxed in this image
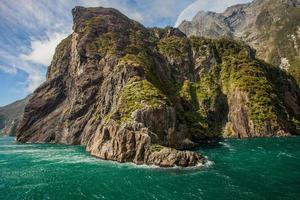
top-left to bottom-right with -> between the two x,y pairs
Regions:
219,142 -> 235,151
203,160 -> 214,168
276,152 -> 294,158
91,194 -> 104,199
31,153 -> 101,165
1,137 -> 217,170
125,162 -> 161,169
0,144 -> 35,148
0,148 -> 80,162
0,149 -> 45,154
127,158 -> 214,170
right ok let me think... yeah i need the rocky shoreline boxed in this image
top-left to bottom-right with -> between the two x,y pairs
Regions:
16,6 -> 300,167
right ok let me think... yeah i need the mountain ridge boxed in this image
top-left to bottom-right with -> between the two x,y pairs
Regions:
0,97 -> 29,136
179,0 -> 300,85
16,6 -> 300,167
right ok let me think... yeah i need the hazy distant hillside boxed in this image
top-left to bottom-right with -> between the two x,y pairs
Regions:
0,97 -> 29,136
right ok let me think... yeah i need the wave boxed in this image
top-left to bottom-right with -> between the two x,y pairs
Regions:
0,148 -> 76,154
219,142 -> 235,151
276,152 -> 294,158
128,158 -> 215,170
0,139 -> 216,170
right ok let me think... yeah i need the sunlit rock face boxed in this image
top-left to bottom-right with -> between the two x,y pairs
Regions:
16,6 -> 300,167
179,0 -> 300,86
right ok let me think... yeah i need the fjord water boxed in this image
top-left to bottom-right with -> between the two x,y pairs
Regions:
0,136 -> 300,200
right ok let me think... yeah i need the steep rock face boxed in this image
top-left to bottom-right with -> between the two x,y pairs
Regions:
87,121 -> 203,167
179,0 -> 300,86
179,11 -> 232,39
0,97 -> 29,136
188,37 -> 300,138
17,7 -> 300,166
17,7 -> 204,167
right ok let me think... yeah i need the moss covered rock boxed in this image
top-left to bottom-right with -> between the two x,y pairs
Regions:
16,6 -> 300,167
179,0 -> 300,86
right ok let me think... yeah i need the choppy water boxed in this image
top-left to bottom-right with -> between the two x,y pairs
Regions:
0,136 -> 300,200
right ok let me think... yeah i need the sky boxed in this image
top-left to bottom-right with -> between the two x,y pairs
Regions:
0,0 -> 251,106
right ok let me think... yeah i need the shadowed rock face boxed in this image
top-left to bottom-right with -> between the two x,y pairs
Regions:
16,6 -> 300,167
179,0 -> 300,86
0,97 -> 29,136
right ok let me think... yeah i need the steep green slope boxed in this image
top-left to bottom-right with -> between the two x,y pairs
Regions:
268,6 -> 300,85
179,0 -> 300,86
16,7 -> 300,167
81,19 -> 300,139
154,34 -> 300,138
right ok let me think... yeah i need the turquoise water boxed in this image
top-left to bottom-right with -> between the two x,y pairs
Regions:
0,136 -> 300,200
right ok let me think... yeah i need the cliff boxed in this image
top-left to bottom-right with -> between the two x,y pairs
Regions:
0,97 -> 29,136
16,6 -> 300,167
179,0 -> 300,86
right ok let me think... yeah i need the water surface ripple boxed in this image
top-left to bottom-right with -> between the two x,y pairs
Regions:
1,136 -> 300,200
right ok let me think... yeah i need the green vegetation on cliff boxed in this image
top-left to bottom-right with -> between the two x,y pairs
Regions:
117,80 -> 168,122
159,35 -> 299,137
17,6 -> 300,169
158,36 -> 190,63
81,17 -> 300,138
266,6 -> 300,86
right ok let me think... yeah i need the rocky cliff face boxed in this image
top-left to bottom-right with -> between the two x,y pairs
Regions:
16,6 -> 300,167
179,0 -> 300,86
0,97 -> 29,136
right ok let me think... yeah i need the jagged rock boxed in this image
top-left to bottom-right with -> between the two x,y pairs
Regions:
87,121 -> 204,167
147,147 -> 203,167
179,11 -> 232,39
16,6 -> 300,167
179,0 -> 300,86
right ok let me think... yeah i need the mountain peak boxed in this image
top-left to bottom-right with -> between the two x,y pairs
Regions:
179,0 -> 300,85
71,6 -> 131,33
16,6 -> 300,168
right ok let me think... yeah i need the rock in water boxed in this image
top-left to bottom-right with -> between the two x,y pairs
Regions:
179,0 -> 300,86
17,6 -> 300,167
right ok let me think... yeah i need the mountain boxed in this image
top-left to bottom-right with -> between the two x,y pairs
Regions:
16,6 -> 300,167
179,0 -> 300,86
0,97 -> 29,136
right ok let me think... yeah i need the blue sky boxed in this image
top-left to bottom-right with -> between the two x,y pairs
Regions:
0,0 -> 250,106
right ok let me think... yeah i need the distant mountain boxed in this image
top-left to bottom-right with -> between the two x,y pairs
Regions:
179,0 -> 300,85
16,7 -> 300,167
0,97 -> 29,136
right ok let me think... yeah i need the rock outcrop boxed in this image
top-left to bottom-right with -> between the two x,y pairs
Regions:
179,0 -> 300,86
16,6 -> 300,167
0,97 -> 29,136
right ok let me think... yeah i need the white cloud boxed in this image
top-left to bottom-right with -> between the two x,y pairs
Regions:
175,0 -> 251,27
79,0 -> 194,26
0,30 -> 67,93
0,65 -> 17,74
26,71 -> 46,92
20,32 -> 67,66
0,0 -> 73,34
0,0 -> 72,94
92,0 -> 146,23
0,46 -> 47,93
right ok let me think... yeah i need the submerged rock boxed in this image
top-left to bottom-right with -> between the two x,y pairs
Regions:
16,6 -> 300,167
